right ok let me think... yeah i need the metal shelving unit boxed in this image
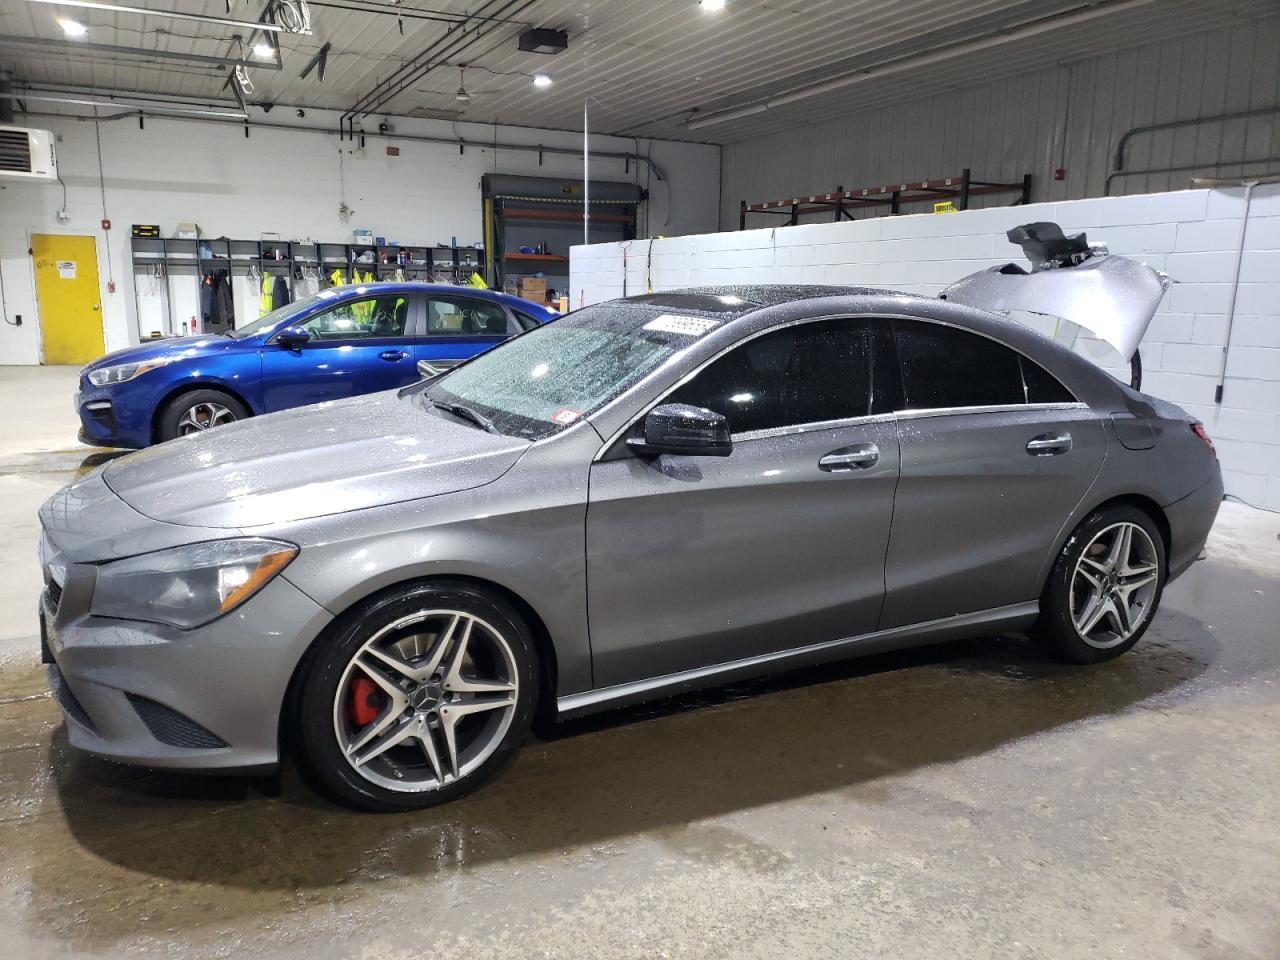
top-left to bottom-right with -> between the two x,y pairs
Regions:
129,235 -> 485,339
739,168 -> 1032,228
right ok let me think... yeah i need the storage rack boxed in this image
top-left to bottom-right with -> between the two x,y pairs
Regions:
128,236 -> 483,339
739,169 -> 1032,229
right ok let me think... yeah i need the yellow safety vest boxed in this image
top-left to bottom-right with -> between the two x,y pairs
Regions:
353,270 -> 376,322
259,274 -> 273,317
329,268 -> 345,287
466,272 -> 488,289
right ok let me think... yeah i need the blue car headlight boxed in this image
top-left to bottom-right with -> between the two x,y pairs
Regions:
90,538 -> 299,628
86,356 -> 177,387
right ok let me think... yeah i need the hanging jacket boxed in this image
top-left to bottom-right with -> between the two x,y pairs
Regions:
272,274 -> 290,311
200,272 -> 214,327
212,270 -> 235,333
329,268 -> 345,287
259,274 -> 274,317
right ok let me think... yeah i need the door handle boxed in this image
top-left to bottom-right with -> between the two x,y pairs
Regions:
1026,432 -> 1072,455
819,443 -> 879,472
378,350 -> 409,361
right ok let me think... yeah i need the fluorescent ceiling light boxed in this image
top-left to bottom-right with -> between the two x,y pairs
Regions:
252,40 -> 274,58
57,16 -> 87,36
700,0 -> 727,10
532,72 -> 552,88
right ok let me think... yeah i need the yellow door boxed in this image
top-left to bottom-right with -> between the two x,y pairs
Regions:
31,234 -> 105,365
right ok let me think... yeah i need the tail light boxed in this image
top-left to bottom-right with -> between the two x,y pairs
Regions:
1191,422 -> 1215,456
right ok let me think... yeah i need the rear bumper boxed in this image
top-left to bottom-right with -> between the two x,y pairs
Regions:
1165,468 -> 1224,582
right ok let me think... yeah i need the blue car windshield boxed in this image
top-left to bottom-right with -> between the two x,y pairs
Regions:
425,302 -> 723,441
226,292 -> 328,339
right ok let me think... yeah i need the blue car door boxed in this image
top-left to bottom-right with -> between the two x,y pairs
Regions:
414,294 -> 518,372
259,292 -> 423,411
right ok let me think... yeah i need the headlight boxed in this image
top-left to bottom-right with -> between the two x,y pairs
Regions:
90,538 -> 298,629
86,356 -> 176,387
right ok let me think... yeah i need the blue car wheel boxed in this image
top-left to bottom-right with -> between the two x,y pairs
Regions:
157,389 -> 250,443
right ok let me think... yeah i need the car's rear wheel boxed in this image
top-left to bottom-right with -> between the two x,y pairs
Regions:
157,389 -> 248,442
1034,504 -> 1166,664
295,580 -> 539,812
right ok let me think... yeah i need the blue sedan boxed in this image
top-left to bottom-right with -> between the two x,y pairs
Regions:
76,282 -> 558,448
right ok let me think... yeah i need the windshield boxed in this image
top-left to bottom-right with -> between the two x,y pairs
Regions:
425,302 -> 723,441
226,292 -> 328,339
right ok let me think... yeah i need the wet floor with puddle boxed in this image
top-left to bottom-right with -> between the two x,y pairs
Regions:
0,384 -> 1277,958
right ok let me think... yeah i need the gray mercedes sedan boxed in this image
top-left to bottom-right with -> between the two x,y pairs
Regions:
39,282 -> 1222,811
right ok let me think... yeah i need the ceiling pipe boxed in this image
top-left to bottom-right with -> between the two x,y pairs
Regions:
344,0 -> 534,123
0,32 -> 283,70
24,0 -> 291,33
5,91 -> 248,119
687,0 -> 1162,130
19,107 -> 667,181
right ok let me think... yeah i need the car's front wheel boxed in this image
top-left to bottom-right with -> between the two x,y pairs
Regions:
157,389 -> 248,442
1035,504 -> 1167,663
295,580 -> 539,812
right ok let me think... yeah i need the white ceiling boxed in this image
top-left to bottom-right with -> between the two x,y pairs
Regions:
1,0 -> 1276,143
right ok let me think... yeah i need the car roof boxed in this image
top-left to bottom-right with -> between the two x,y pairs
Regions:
322,281 -> 555,315
625,285 -> 908,318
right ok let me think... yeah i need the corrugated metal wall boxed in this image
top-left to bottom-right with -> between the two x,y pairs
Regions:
721,18 -> 1280,230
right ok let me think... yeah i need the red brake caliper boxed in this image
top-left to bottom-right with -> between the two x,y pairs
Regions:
348,677 -> 385,727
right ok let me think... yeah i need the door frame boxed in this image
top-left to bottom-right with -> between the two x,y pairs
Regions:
28,229 -> 108,365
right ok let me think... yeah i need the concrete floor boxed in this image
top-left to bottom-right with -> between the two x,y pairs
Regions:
1,365 -> 1278,960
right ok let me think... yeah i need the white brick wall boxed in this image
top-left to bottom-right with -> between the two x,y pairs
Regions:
571,186 -> 1280,512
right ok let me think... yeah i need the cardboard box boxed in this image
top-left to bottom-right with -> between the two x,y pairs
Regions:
518,278 -> 547,302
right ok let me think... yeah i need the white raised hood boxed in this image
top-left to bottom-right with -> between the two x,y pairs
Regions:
941,222 -> 1172,361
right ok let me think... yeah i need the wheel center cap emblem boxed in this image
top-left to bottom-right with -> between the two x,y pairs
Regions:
410,682 -> 444,711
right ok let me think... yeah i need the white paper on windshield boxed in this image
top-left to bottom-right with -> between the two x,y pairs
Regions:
643,314 -> 721,337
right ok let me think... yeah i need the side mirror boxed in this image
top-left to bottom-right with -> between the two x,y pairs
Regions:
627,403 -> 732,458
417,359 -> 445,380
276,325 -> 311,348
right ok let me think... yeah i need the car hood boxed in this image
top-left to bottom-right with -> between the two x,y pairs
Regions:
102,391 -> 531,529
942,252 -> 1171,360
83,334 -> 252,373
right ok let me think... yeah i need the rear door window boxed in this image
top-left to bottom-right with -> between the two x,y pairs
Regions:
893,319 -> 1025,410
427,297 -> 516,336
667,318 -> 873,434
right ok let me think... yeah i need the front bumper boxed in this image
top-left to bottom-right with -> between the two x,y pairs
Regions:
40,567 -> 333,773
75,377 -> 154,449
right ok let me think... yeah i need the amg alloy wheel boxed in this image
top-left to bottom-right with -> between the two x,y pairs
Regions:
1035,504 -> 1167,664
1069,522 -> 1160,649
296,580 -> 538,811
334,610 -> 518,792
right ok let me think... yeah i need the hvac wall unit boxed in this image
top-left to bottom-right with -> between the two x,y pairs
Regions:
482,173 -> 642,296
0,126 -> 57,182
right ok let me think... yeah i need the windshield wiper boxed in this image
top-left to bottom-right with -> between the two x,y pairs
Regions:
428,398 -> 499,434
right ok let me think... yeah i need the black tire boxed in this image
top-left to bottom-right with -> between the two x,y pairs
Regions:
294,580 -> 539,812
156,388 -> 249,442
1034,503 -> 1167,664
